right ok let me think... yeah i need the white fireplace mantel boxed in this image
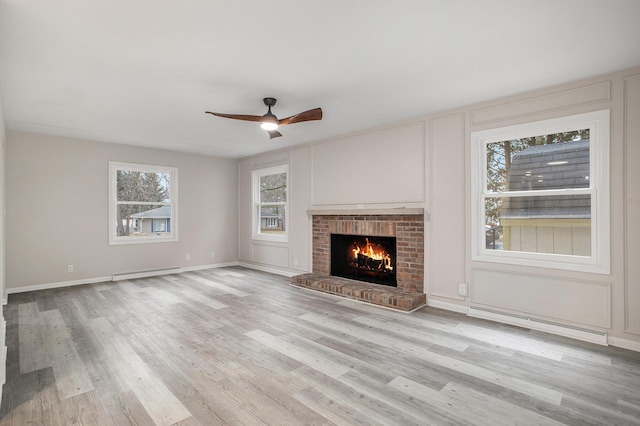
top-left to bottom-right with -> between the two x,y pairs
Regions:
306,208 -> 424,216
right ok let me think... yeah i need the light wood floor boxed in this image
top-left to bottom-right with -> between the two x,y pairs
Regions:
1,267 -> 639,425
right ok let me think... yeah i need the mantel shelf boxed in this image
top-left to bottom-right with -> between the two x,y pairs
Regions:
306,208 -> 424,216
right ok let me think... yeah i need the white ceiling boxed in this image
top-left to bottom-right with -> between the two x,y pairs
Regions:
1,1 -> 639,158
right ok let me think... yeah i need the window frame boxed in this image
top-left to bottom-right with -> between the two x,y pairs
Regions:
252,164 -> 289,242
470,110 -> 610,274
109,161 -> 178,245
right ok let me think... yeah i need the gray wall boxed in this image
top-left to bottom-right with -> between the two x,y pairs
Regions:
238,67 -> 640,349
5,131 -> 238,290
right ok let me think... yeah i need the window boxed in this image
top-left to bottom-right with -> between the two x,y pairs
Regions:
252,165 -> 288,241
471,110 -> 610,274
109,161 -> 178,245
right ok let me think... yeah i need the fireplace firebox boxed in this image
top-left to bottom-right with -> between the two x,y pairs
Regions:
330,233 -> 397,287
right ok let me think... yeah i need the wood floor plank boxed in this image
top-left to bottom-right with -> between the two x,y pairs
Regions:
389,376 -> 563,426
40,309 -> 95,400
245,329 -> 351,378
0,367 -> 64,426
290,366 -> 424,426
86,317 -> 192,426
98,390 -> 158,426
59,390 -> 107,426
159,276 -> 229,310
292,386 -> 370,426
351,315 -> 470,352
17,302 -> 50,374
183,273 -> 249,297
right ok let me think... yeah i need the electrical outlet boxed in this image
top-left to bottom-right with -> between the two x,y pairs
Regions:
67,264 -> 74,273
186,254 -> 190,261
293,258 -> 299,266
458,282 -> 468,297
210,251 -> 215,258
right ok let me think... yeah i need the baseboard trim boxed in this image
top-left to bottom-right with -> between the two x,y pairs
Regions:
180,262 -> 239,272
468,306 -> 608,346
237,261 -> 302,278
8,276 -> 114,294
607,336 -> 640,352
426,298 -> 469,314
7,262 -> 240,294
112,266 -> 181,281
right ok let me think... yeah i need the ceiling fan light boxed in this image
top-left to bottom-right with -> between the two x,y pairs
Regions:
261,121 -> 279,131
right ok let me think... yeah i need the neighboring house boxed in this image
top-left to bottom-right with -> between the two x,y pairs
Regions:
131,205 -> 171,234
260,210 -> 283,232
500,139 -> 591,255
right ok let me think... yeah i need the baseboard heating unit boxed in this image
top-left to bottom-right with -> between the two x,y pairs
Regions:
112,266 -> 181,281
468,306 -> 608,346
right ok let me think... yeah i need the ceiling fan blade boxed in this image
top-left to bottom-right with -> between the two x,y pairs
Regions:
267,130 -> 282,139
278,107 -> 323,126
205,111 -> 266,123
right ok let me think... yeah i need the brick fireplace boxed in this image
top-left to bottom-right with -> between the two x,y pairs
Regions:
291,209 -> 426,311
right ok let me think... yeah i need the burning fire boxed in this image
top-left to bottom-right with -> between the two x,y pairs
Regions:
352,238 -> 393,271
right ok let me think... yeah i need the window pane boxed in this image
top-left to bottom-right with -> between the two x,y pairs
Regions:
259,204 -> 285,235
486,195 -> 591,256
116,204 -> 170,236
486,130 -> 590,193
117,170 -> 170,202
152,218 -> 169,233
260,173 -> 286,203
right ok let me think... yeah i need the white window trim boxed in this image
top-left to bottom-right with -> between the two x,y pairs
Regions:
252,164 -> 289,242
109,161 -> 178,245
470,109 -> 610,274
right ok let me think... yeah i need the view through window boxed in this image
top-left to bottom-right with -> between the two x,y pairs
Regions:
471,110 -> 610,274
485,129 -> 591,255
253,165 -> 288,240
109,162 -> 177,244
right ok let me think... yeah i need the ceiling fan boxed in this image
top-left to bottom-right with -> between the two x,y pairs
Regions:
206,97 -> 322,139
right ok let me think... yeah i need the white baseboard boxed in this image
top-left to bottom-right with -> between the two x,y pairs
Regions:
468,306 -> 608,346
8,276 -> 113,294
427,298 -> 469,314
607,336 -> 640,352
237,261 -> 303,278
112,266 -> 181,281
7,262 -> 240,294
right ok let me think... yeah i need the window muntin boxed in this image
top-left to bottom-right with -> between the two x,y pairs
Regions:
252,165 -> 288,241
471,110 -> 610,274
109,162 -> 178,245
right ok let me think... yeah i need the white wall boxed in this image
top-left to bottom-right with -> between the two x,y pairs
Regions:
5,131 -> 238,290
238,67 -> 640,349
0,83 -> 6,396
0,91 -> 5,299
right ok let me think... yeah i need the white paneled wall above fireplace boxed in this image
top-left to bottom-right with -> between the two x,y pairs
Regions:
311,122 -> 426,206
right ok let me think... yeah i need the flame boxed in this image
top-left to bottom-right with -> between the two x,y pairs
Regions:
352,238 -> 393,271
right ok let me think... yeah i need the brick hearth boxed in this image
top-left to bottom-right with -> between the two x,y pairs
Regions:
291,211 -> 426,311
292,273 -> 426,312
